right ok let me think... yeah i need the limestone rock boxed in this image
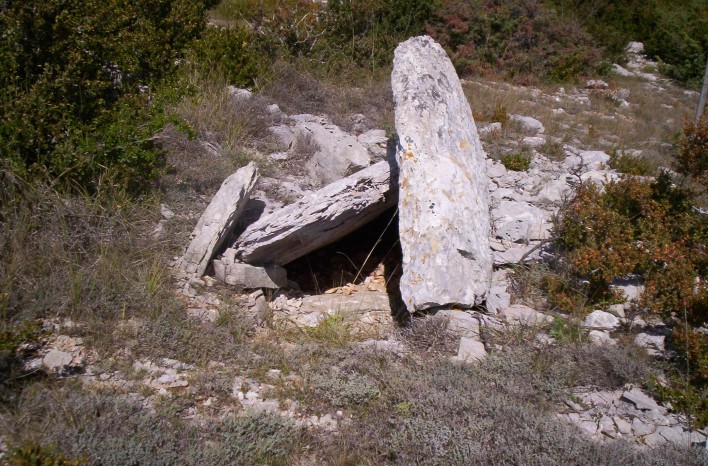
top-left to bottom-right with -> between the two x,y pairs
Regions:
588,330 -> 617,346
486,269 -> 511,314
178,162 -> 258,275
492,200 -> 550,243
582,310 -> 620,330
511,115 -> 545,134
455,337 -> 487,362
43,349 -> 72,370
293,119 -> 372,185
392,35 -> 492,312
213,253 -> 288,289
234,160 -> 397,265
621,387 -> 661,412
436,310 -> 480,338
499,305 -> 552,326
635,333 -> 665,356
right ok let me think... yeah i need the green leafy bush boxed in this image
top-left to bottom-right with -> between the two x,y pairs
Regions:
547,0 -> 707,87
0,0 -> 211,191
501,152 -> 532,171
610,150 -> 652,176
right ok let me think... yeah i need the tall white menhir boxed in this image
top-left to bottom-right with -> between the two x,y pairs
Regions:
392,35 -> 492,312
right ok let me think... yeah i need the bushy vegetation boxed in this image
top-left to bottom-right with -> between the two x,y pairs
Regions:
548,0 -> 707,86
551,171 -> 707,424
0,0 -> 221,192
426,0 -> 603,83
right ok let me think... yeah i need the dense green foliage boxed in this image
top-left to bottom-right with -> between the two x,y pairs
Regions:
0,0 -> 214,191
548,0 -> 707,86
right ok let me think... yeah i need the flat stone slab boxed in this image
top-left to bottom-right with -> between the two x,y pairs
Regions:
177,162 -> 258,275
233,160 -> 397,265
392,36 -> 492,312
213,253 -> 288,289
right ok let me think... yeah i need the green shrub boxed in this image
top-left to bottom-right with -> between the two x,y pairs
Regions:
676,117 -> 708,187
555,174 -> 707,423
0,0 -> 211,191
610,150 -> 652,176
187,25 -> 268,88
547,0 -> 707,87
501,152 -> 532,171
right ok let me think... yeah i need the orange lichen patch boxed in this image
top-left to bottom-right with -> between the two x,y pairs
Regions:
402,145 -> 417,162
459,139 -> 469,149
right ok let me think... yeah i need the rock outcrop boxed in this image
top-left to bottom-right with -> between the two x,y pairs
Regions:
231,159 -> 397,265
392,35 -> 492,312
177,162 -> 258,275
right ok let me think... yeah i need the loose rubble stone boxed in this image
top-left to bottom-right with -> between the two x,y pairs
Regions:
213,255 -> 288,289
455,337 -> 487,362
392,35 -> 492,312
588,330 -> 616,346
634,333 -> 665,356
486,269 -> 511,314
293,118 -> 372,185
511,114 -> 545,134
499,305 -> 552,326
621,387 -> 662,411
177,162 -> 258,275
233,160 -> 397,265
43,350 -> 72,370
436,310 -> 480,338
582,310 -> 620,330
492,200 -> 550,243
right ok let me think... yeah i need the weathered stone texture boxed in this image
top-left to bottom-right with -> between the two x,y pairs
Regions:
177,162 -> 258,275
392,35 -> 492,312
234,160 -> 397,265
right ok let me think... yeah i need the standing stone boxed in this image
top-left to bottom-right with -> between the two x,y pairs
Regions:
392,36 -> 492,312
178,162 -> 258,275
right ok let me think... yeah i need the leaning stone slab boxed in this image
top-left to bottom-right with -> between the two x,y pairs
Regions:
233,160 -> 397,265
177,162 -> 258,275
392,36 -> 492,312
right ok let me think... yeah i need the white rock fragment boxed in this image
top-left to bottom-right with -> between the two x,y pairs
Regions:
511,115 -> 545,134
43,350 -> 73,370
582,310 -> 620,330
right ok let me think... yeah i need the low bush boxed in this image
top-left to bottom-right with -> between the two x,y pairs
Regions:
426,0 -> 603,83
3,386 -> 302,465
0,0 -> 213,192
304,347 -> 702,465
554,173 -> 707,424
676,116 -> 708,187
501,152 -> 532,171
610,151 -> 653,176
